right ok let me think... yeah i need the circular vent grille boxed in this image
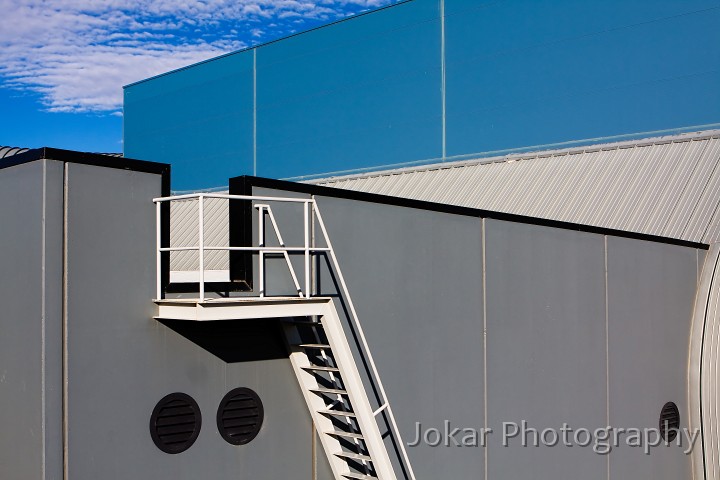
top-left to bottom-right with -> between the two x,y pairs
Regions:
659,402 -> 680,441
150,393 -> 202,454
217,387 -> 264,445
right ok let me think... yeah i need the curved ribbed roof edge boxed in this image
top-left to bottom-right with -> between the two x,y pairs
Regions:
0,146 -> 30,159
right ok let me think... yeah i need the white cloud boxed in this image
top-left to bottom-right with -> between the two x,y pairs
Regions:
0,0 -> 393,113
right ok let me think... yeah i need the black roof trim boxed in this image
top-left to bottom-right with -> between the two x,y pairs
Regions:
0,147 -> 170,176
235,175 -> 709,251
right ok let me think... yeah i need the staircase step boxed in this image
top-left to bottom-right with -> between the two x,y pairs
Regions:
302,365 -> 340,372
335,451 -> 372,462
310,387 -> 347,395
318,409 -> 356,418
325,431 -> 364,440
282,319 -> 322,326
296,343 -> 331,349
342,473 -> 377,480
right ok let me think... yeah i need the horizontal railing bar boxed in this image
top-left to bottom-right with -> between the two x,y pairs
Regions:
207,246 -> 332,252
153,193 -> 315,204
159,246 -> 331,252
372,403 -> 388,417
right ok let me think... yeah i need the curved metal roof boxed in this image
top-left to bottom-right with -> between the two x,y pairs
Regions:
0,146 -> 29,159
313,130 -> 720,244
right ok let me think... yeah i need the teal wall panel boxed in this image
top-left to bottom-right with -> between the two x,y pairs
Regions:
123,0 -> 720,189
124,52 -> 254,190
444,0 -> 720,156
255,0 -> 442,179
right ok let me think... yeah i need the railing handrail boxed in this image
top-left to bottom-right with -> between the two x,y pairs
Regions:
153,192 -> 314,203
155,193 -> 416,480
159,246 -> 331,252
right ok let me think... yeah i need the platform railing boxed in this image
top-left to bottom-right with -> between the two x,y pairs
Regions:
153,193 -> 330,300
152,192 -> 416,480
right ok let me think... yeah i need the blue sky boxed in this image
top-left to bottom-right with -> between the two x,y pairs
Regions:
0,0 -> 396,152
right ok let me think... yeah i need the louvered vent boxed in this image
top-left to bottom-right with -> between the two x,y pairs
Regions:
150,393 -> 202,454
217,387 -> 264,445
659,402 -> 680,441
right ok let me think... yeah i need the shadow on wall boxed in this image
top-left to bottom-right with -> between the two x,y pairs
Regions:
158,318 -> 289,362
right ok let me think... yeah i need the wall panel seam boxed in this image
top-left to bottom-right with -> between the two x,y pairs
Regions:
440,0 -> 446,160
62,163 -> 69,480
482,218 -> 488,480
41,160 -> 47,480
604,235 -> 610,480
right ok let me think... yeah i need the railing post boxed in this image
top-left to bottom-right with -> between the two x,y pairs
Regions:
304,200 -> 311,298
258,204 -> 265,297
156,201 -> 162,300
198,194 -> 205,300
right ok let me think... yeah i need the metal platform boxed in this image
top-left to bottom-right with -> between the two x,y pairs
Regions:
155,297 -> 333,321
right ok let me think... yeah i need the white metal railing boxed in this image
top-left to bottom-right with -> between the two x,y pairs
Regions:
152,193 -> 416,480
153,193 -> 330,300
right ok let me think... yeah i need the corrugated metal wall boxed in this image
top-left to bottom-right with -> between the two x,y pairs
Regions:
170,197 -> 228,272
316,131 -> 720,244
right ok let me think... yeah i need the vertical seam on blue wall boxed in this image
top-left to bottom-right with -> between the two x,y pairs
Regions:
604,235 -> 610,480
253,48 -> 258,176
41,160 -> 47,480
440,0 -> 447,160
482,218 -> 488,480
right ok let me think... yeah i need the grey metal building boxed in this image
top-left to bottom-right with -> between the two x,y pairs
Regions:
1,135 -> 718,479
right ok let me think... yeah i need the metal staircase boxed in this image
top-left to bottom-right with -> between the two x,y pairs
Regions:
153,193 -> 416,480
284,313 -> 396,480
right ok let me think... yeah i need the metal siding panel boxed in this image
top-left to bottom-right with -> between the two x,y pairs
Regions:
555,150 -> 604,221
666,138 -> 720,239
470,162 -> 508,210
485,160 -> 531,213
606,236 -> 696,478
462,165 -> 495,209
625,143 -> 685,232
643,140 -> 705,236
604,146 -> 656,230
0,161 -> 52,479
686,143 -> 720,241
313,132 -> 720,243
595,146 -> 646,229
510,154 -> 558,217
170,197 -> 228,271
528,152 -> 580,221
701,197 -> 720,244
568,149 -> 622,227
484,219 -> 607,479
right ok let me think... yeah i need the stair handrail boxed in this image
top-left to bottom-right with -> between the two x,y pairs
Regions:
313,202 -> 417,480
